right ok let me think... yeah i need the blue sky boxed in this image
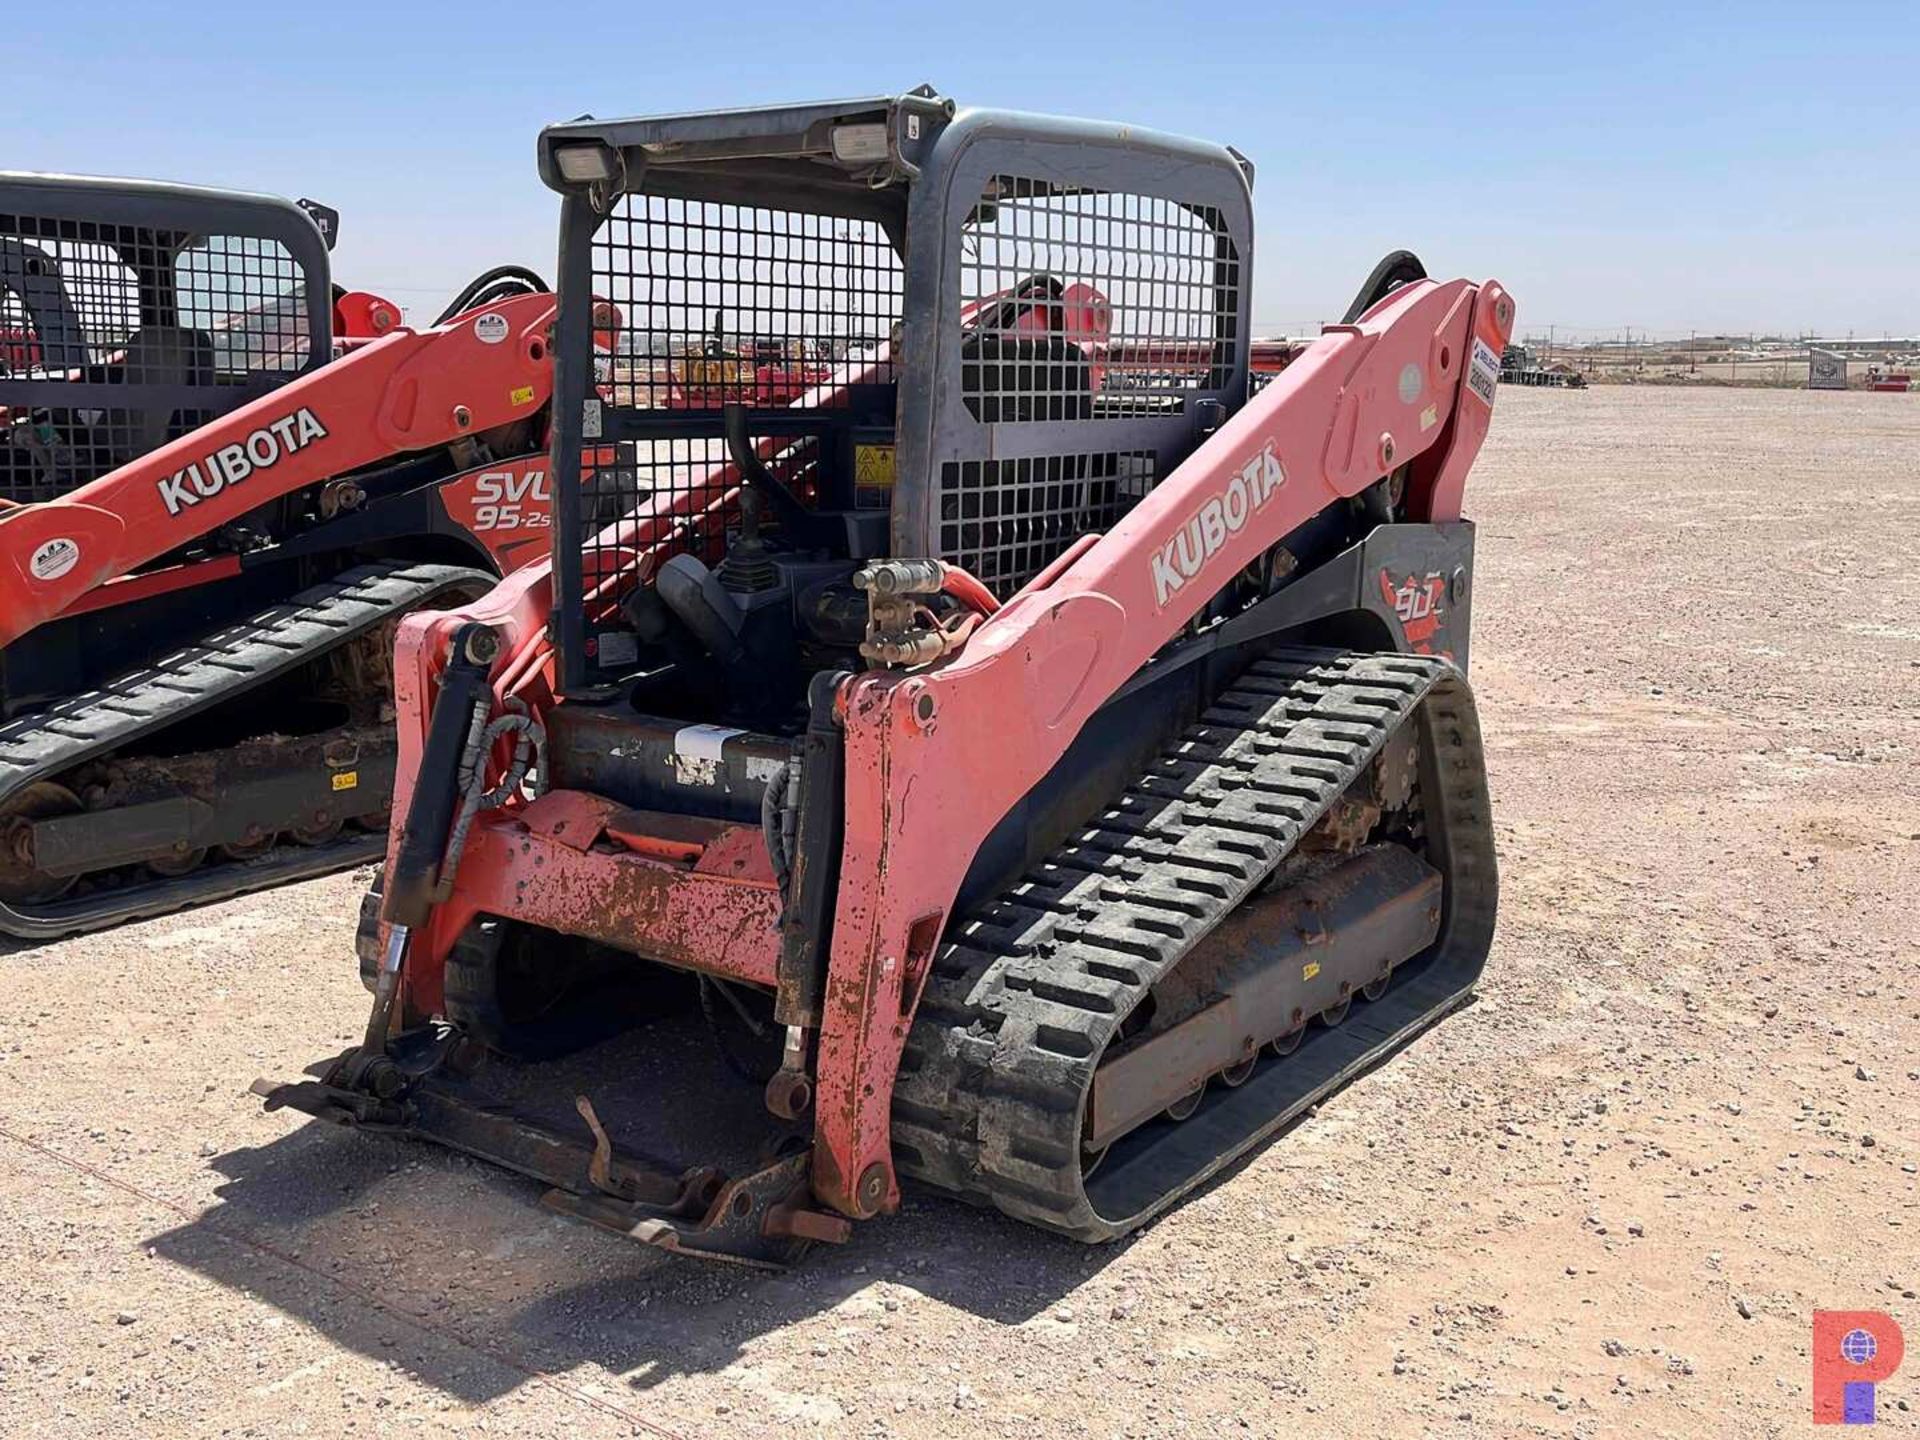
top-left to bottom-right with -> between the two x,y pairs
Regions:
12,1 -> 1918,339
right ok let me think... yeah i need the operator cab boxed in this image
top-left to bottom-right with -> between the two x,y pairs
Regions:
0,174 -> 334,504
537,87 -> 1254,805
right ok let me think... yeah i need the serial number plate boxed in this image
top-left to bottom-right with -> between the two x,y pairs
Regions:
1467,338 -> 1500,407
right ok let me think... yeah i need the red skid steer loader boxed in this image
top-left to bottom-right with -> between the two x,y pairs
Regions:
259,88 -> 1507,1264
0,173 -> 609,937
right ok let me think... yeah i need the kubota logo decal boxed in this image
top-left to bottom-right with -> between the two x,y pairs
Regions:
1381,568 -> 1448,654
156,407 -> 328,517
1150,441 -> 1287,607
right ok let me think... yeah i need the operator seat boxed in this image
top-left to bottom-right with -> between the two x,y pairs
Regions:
960,273 -> 1097,423
112,324 -> 217,462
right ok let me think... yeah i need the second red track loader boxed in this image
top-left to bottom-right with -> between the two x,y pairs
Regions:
260,89 -> 1507,1263
0,174 -> 591,936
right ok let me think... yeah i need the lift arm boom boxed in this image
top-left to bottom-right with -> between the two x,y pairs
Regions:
808,274 -> 1514,1215
0,293 -> 558,647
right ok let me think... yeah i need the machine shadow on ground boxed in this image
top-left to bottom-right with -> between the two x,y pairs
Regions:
141,1005 -> 1180,1405
144,1123 -> 1133,1403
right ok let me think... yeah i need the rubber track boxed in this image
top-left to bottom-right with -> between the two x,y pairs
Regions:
0,561 -> 493,940
892,647 -> 1497,1241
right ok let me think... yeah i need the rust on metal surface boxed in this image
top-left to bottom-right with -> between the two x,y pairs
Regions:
420,803 -> 784,989
540,1149 -> 839,1267
518,789 -> 618,850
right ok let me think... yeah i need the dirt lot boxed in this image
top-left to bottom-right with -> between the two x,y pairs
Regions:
3,385 -> 1917,1438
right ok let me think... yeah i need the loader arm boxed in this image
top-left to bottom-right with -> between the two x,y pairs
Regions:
0,292 -> 558,647
809,274 -> 1513,1215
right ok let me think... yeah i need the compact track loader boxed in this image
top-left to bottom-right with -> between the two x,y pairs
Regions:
0,173 -> 584,937
259,89 -> 1507,1264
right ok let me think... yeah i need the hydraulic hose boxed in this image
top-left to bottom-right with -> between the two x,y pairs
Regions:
760,759 -> 794,902
434,265 -> 551,327
439,696 -> 547,885
941,566 -> 1001,616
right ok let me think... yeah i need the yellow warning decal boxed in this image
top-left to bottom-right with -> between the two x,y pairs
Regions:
509,385 -> 536,407
1302,960 -> 1321,981
331,770 -> 359,792
854,444 -> 896,492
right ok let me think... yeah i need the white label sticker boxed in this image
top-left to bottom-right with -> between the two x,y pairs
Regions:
1467,338 -> 1500,407
670,723 -> 744,787
673,723 -> 742,764
29,536 -> 79,581
1397,362 -> 1423,404
907,113 -> 921,141
595,630 -> 638,667
582,398 -> 604,439
473,312 -> 509,345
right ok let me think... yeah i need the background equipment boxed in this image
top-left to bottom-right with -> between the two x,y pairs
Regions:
0,173 -> 575,937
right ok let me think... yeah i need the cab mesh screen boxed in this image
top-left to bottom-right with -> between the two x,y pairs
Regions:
958,177 -> 1239,424
581,194 -> 902,567
0,214 -> 309,502
937,450 -> 1158,595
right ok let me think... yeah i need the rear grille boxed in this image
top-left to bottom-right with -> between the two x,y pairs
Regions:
937,451 -> 1158,595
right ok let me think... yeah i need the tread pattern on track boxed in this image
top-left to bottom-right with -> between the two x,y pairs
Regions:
892,646 -> 1494,1241
0,561 -> 492,938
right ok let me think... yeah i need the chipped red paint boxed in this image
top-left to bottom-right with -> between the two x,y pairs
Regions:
398,797 -> 782,1017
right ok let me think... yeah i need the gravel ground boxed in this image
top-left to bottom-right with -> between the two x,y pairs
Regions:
2,385 -> 1916,1438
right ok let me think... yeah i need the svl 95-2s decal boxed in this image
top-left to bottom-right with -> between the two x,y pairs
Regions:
466,468 -> 551,531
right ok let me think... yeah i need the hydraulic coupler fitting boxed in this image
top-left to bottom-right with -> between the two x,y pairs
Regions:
852,558 -> 949,598
853,560 -> 956,668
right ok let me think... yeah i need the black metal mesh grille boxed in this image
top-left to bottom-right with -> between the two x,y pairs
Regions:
578,195 -> 904,578
1,214 -> 312,503
937,450 -> 1157,594
594,194 -> 901,416
1,287 -> 43,371
958,177 -> 1239,424
177,234 -> 311,377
